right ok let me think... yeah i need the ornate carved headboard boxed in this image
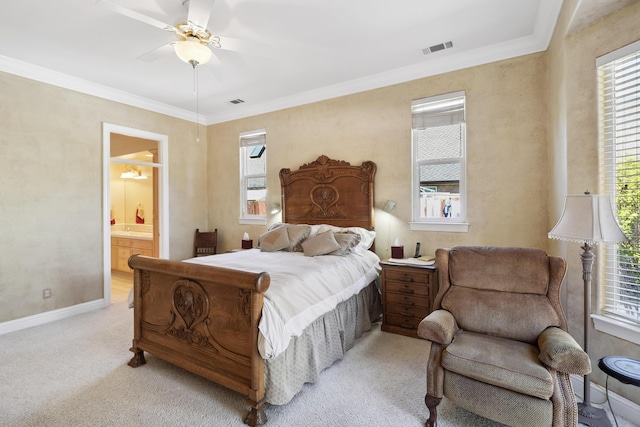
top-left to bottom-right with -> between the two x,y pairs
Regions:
279,155 -> 377,230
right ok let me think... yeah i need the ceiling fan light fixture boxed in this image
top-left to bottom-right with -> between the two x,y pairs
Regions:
174,38 -> 212,66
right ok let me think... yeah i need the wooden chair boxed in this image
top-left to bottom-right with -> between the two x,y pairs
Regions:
194,228 -> 217,257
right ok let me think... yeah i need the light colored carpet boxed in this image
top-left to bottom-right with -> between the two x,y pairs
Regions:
0,287 -> 634,427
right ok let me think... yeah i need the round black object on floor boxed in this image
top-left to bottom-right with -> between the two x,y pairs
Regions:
598,356 -> 640,387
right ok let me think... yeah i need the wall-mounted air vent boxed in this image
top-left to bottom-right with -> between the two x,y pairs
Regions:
229,99 -> 245,104
421,41 -> 453,55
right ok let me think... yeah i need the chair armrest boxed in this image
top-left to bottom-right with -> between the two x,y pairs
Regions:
538,327 -> 591,375
417,310 -> 458,345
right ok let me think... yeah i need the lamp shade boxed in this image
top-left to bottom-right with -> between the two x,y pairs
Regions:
548,194 -> 627,244
268,202 -> 281,214
173,39 -> 212,65
383,200 -> 396,213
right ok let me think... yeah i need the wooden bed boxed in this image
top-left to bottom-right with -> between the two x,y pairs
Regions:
127,155 -> 378,425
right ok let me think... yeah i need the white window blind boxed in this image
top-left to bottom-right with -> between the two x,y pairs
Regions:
598,42 -> 640,324
412,95 -> 465,128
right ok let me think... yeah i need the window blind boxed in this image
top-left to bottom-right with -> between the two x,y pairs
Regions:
240,130 -> 266,147
598,44 -> 640,324
412,92 -> 465,129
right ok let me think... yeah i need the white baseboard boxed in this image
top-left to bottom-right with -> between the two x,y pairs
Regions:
572,374 -> 640,424
0,299 -> 106,336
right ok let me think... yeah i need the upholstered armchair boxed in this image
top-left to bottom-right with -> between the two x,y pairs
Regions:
418,246 -> 592,427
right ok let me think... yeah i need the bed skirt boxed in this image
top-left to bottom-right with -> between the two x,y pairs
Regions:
264,280 -> 382,405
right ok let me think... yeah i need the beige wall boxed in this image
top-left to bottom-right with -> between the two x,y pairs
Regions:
0,73 -> 208,322
547,0 -> 640,405
209,53 -> 550,259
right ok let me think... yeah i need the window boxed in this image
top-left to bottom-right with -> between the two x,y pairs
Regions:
410,91 -> 468,232
596,41 -> 640,335
239,129 -> 267,224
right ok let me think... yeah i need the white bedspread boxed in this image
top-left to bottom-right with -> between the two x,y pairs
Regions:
183,249 -> 381,359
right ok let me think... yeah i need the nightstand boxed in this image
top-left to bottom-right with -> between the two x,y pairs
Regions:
380,260 -> 438,338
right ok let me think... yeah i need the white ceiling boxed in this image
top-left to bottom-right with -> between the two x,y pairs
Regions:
0,1 -> 619,125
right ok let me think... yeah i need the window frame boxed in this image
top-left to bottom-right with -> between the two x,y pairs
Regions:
594,40 -> 640,345
239,129 -> 267,226
410,91 -> 469,232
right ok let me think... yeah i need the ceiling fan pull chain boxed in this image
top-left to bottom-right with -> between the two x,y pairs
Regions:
193,63 -> 200,143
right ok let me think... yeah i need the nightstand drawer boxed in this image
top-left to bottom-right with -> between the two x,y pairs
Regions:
385,302 -> 429,319
384,280 -> 429,297
384,313 -> 422,331
386,292 -> 430,309
384,268 -> 431,284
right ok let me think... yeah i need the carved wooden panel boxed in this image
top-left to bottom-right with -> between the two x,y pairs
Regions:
279,155 -> 376,230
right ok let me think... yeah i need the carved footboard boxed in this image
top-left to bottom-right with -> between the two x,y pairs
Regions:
127,255 -> 271,426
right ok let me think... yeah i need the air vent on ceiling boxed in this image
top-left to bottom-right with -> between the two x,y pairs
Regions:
229,99 -> 245,104
421,41 -> 453,55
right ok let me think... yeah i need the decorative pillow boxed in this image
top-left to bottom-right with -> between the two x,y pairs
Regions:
317,224 -> 375,250
330,231 -> 362,256
285,224 -> 312,252
259,227 -> 290,252
302,230 -> 341,257
268,222 -> 284,231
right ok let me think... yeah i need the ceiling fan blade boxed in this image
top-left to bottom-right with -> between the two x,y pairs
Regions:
187,0 -> 217,30
136,43 -> 174,62
203,54 -> 229,82
96,0 -> 174,32
216,36 -> 273,57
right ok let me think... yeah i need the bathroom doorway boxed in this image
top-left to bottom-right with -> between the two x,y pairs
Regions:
102,123 -> 169,305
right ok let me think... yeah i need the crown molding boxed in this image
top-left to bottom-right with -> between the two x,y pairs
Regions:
0,1 -> 561,127
207,0 -> 562,125
0,55 -> 205,124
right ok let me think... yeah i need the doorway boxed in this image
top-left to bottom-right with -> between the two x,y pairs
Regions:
102,123 -> 169,305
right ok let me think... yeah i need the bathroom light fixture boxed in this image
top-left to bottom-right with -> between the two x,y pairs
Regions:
120,165 -> 147,180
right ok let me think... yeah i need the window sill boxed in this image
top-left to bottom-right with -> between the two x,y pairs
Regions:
409,222 -> 469,233
592,314 -> 640,346
238,218 -> 267,226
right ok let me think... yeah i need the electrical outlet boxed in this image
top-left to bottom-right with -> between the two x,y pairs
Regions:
43,288 -> 52,299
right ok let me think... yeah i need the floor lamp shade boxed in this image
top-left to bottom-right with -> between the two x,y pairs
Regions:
548,194 -> 627,244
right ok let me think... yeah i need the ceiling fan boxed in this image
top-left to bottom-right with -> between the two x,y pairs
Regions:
96,0 -> 238,68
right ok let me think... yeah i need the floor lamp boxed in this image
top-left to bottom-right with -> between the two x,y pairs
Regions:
548,193 -> 627,427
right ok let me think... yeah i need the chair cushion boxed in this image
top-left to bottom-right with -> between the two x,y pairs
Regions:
442,331 -> 554,400
441,286 -> 562,344
448,246 -> 550,295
